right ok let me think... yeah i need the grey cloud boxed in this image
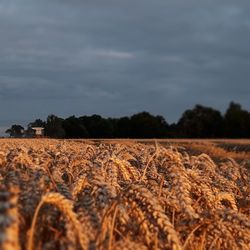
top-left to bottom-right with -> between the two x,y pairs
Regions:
0,0 -> 250,126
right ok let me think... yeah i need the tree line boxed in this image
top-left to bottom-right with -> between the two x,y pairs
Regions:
5,102 -> 250,138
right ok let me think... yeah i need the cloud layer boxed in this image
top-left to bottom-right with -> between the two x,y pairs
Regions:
0,0 -> 250,124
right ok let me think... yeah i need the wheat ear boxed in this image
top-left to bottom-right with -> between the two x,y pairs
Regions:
2,186 -> 20,250
27,192 -> 87,250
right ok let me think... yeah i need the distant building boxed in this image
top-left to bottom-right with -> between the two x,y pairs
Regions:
31,127 -> 45,138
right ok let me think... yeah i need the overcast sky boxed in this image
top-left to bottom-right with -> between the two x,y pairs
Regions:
0,0 -> 250,127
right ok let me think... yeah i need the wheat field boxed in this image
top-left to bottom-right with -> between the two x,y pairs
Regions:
0,139 -> 249,250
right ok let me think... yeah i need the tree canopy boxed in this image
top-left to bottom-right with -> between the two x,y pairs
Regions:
5,102 -> 250,138
224,102 -> 250,138
177,105 -> 223,138
5,124 -> 24,137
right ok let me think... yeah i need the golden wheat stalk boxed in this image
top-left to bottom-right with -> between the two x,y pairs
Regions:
72,175 -> 88,199
215,192 -> 238,211
2,186 -> 20,250
140,143 -> 159,182
124,185 -> 182,250
110,157 -> 131,182
27,192 -> 88,250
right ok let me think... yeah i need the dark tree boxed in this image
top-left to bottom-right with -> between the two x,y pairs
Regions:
79,115 -> 113,138
5,124 -> 24,138
28,119 -> 46,128
130,112 -> 169,138
224,102 -> 250,138
167,123 -> 179,138
177,105 -> 223,138
112,117 -> 131,138
45,115 -> 65,138
13,101 -> 250,139
63,116 -> 89,138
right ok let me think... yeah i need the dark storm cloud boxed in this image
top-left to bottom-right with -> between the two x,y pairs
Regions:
0,0 -> 250,126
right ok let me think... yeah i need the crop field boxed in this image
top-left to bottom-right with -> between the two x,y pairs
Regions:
0,139 -> 249,250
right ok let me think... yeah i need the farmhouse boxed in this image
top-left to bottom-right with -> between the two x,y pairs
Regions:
31,127 -> 45,137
